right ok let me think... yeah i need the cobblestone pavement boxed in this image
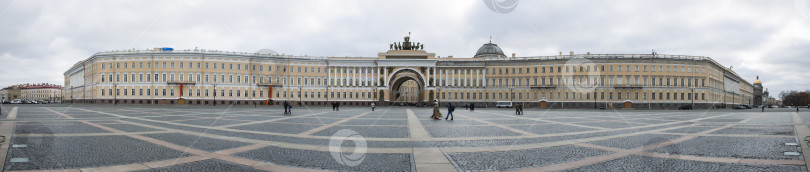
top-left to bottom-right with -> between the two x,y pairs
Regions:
1,104 -> 809,171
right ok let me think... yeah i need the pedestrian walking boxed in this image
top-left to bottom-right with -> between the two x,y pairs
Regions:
469,103 -> 475,111
289,102 -> 294,114
283,101 -> 291,115
465,103 -> 469,110
445,103 -> 455,120
331,102 -> 336,111
515,103 -> 523,115
336,102 -> 340,111
432,102 -> 443,120
371,102 -> 376,111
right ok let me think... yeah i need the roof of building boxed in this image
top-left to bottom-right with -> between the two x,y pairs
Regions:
21,84 -> 62,89
753,76 -> 762,85
474,42 -> 506,58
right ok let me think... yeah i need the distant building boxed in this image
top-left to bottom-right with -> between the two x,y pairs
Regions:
752,76 -> 763,107
63,34 -> 755,109
1,84 -> 23,101
21,83 -> 63,101
0,89 -> 7,101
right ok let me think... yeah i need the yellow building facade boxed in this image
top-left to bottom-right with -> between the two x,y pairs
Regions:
64,36 -> 753,109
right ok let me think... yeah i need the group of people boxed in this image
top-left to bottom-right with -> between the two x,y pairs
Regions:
432,101 -> 463,120
331,102 -> 341,111
515,103 -> 523,115
282,101 -> 293,115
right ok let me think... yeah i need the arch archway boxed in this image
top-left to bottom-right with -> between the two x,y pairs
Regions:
388,68 -> 426,104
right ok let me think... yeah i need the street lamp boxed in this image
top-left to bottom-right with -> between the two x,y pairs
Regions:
113,83 -> 117,105
691,88 -> 695,109
298,86 -> 303,106
71,86 -> 74,104
509,87 -> 514,102
213,84 -> 217,106
373,87 -> 378,104
437,86 -> 442,106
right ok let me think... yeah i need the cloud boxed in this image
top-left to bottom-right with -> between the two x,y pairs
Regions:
0,0 -> 808,96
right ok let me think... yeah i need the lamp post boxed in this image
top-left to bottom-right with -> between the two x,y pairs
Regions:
213,84 -> 217,106
113,83 -> 117,105
691,88 -> 695,109
373,87 -> 377,104
298,86 -> 302,106
509,87 -> 514,102
71,86 -> 74,104
437,86 -> 442,106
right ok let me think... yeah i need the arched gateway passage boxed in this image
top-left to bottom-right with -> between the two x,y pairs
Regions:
389,68 -> 425,105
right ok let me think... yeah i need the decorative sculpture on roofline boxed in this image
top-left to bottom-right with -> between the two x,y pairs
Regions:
389,32 -> 424,50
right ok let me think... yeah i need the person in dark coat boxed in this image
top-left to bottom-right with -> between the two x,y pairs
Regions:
469,103 -> 475,111
515,103 -> 523,115
445,103 -> 455,120
283,101 -> 291,114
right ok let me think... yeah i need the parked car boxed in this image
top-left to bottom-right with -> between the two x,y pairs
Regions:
496,101 -> 513,108
1,100 -> 9,104
733,105 -> 751,109
678,104 -> 692,110
10,99 -> 22,104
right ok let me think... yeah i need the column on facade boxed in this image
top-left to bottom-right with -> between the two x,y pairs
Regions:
462,69 -> 466,87
335,67 -> 339,87
384,67 -> 388,86
464,69 -> 468,87
351,67 -> 360,86
432,67 -> 436,87
342,67 -> 346,87
450,69 -> 458,87
425,67 -> 431,88
364,67 -> 368,87
482,68 -> 486,87
438,68 -> 443,86
373,67 -> 377,86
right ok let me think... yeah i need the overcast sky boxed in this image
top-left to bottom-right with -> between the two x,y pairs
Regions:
0,0 -> 809,96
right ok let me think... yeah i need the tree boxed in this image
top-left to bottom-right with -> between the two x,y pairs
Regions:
781,90 -> 810,107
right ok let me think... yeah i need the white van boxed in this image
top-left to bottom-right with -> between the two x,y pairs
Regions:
496,101 -> 513,108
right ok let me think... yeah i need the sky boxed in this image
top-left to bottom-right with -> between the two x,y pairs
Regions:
0,0 -> 809,97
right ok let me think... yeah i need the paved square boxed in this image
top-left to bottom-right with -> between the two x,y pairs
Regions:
1,104 -> 809,171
